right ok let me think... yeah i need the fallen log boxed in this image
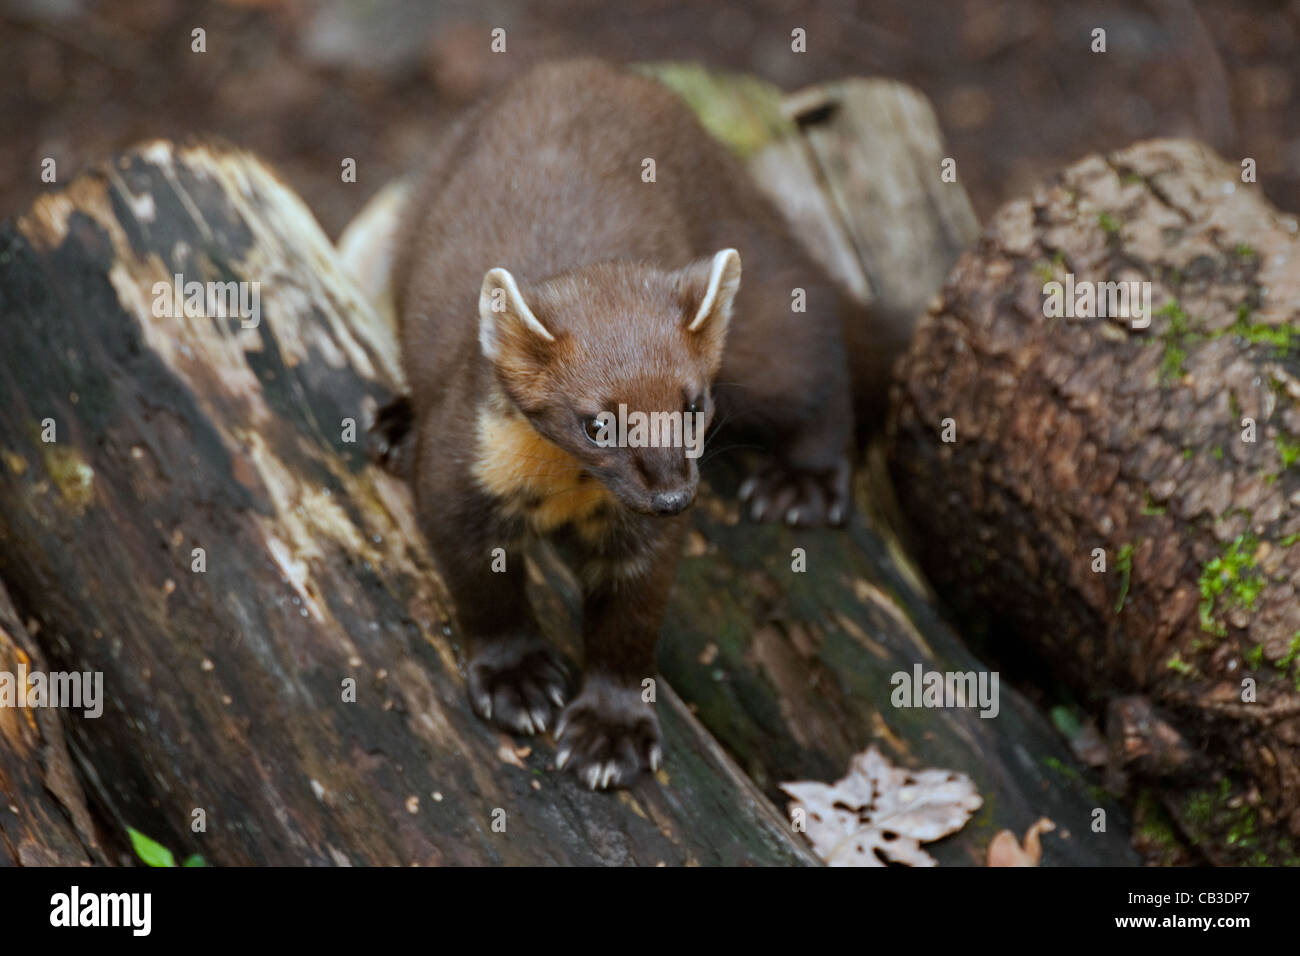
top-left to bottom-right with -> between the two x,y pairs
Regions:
0,141 -> 812,866
0,68 -> 1137,867
649,71 -> 1133,864
889,138 -> 1300,865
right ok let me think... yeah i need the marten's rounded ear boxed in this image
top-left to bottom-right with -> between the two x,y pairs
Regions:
478,267 -> 555,361
681,248 -> 742,333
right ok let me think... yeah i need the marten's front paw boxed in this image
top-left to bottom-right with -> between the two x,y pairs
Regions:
738,457 -> 851,528
466,637 -> 569,735
555,677 -> 662,790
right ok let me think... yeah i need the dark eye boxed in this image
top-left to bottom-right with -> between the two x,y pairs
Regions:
684,395 -> 703,415
582,416 -> 605,445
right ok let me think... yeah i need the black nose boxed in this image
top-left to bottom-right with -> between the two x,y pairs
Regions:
651,489 -> 692,515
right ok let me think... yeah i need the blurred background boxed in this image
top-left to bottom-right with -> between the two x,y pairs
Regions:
2,0 -> 1297,236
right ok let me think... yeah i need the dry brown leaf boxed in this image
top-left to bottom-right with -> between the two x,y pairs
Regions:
780,746 -> 982,866
986,817 -> 1057,866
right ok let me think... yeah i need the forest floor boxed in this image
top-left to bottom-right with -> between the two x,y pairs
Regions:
2,0 -> 1297,237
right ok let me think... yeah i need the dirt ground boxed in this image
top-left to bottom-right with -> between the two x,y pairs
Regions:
2,0 -> 1298,238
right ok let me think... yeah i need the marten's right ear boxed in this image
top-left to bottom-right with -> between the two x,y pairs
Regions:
676,249 -> 741,373
478,267 -> 556,362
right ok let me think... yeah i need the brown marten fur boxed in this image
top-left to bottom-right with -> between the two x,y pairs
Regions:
388,58 -> 890,789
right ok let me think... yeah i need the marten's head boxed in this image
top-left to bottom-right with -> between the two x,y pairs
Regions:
477,249 -> 740,517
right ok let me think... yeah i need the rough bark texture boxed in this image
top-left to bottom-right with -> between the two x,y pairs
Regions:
0,579 -> 105,866
0,141 -> 813,866
889,138 -> 1300,864
658,480 -> 1137,865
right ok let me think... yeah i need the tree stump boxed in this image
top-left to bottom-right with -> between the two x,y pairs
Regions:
890,138 -> 1300,865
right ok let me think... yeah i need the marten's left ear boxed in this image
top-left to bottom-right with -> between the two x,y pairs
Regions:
679,248 -> 742,336
479,267 -> 555,362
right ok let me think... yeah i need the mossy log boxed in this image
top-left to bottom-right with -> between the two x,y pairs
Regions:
889,139 -> 1300,865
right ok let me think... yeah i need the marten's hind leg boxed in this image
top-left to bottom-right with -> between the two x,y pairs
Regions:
715,277 -> 856,528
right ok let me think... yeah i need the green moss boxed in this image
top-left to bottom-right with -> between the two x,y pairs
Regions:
1276,435 -> 1300,470
1281,533 -> 1300,547
39,443 -> 95,512
1182,781 -> 1300,863
1213,445 -> 1224,461
1159,344 -> 1188,381
1141,494 -> 1167,516
1278,632 -> 1300,671
634,63 -> 790,158
1197,534 -> 1264,636
1227,812 -> 1258,849
1244,644 -> 1265,670
1219,305 -> 1295,352
1153,300 -> 1298,387
1156,300 -> 1198,383
1098,211 -> 1121,235
1114,542 -> 1134,613
1158,299 -> 1192,335
1182,448 -> 1195,460
1183,785 -> 1218,828
1042,755 -> 1109,804
1134,790 -> 1183,858
1183,779 -> 1259,854
1042,755 -> 1081,782
1166,653 -> 1193,675
1032,260 -> 1056,282
1233,243 -> 1256,258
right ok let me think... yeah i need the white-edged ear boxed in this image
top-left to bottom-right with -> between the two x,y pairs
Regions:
478,267 -> 555,360
687,248 -> 742,332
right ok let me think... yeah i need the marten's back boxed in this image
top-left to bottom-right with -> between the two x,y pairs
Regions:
394,58 -> 824,417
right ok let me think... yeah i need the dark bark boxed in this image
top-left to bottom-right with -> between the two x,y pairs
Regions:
0,141 -> 811,866
0,578 -> 105,866
890,138 -> 1300,864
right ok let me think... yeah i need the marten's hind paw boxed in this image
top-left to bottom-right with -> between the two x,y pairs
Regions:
555,678 -> 662,790
738,457 -> 851,528
467,637 -> 569,735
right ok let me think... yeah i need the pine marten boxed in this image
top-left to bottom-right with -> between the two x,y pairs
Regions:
389,58 -> 888,790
